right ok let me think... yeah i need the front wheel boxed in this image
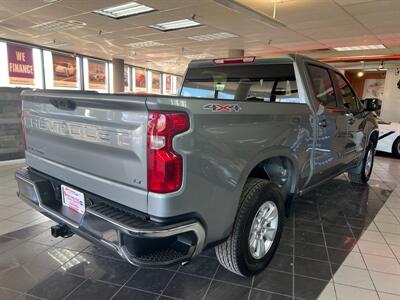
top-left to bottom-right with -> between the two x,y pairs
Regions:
215,178 -> 284,276
348,141 -> 375,184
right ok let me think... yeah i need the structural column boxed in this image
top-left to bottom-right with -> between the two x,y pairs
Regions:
228,49 -> 245,57
112,58 -> 124,93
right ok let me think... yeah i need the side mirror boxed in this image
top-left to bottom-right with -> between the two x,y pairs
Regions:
363,98 -> 381,112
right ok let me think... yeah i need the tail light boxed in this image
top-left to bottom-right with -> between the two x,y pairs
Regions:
20,112 -> 26,150
147,111 -> 189,193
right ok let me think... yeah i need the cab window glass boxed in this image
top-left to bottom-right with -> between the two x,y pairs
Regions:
334,73 -> 359,112
307,65 -> 337,107
180,64 -> 303,103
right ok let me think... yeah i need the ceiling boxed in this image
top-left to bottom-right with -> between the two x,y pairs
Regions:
0,0 -> 400,74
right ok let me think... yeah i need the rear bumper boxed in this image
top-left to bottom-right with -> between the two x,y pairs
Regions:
15,167 -> 206,267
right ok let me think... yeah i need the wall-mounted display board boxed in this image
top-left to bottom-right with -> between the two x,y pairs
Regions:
7,44 -> 34,85
135,67 -> 147,93
52,53 -> 77,88
151,71 -> 161,94
88,59 -> 106,90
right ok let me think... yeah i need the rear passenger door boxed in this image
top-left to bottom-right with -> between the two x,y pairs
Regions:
333,72 -> 366,164
307,64 -> 348,183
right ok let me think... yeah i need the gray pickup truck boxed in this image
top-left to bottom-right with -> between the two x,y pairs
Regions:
15,54 -> 378,276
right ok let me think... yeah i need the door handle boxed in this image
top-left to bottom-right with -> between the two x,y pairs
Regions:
319,119 -> 327,127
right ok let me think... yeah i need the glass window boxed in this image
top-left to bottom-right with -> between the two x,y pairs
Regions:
334,72 -> 360,112
180,64 -> 303,103
124,65 -> 130,92
307,64 -> 336,107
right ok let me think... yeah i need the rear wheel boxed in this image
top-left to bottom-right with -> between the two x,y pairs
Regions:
215,178 -> 284,276
348,141 -> 375,184
392,138 -> 400,158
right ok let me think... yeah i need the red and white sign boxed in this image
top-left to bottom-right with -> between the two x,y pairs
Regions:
7,44 -> 34,85
61,185 -> 85,214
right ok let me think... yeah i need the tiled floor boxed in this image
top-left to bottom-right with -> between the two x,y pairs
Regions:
318,154 -> 400,300
0,155 -> 399,300
0,162 -> 50,235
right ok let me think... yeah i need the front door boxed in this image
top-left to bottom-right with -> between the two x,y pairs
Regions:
333,72 -> 366,164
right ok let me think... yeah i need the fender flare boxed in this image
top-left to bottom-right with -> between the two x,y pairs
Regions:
237,146 -> 301,197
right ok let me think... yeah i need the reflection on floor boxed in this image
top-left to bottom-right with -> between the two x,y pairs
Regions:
0,155 -> 398,300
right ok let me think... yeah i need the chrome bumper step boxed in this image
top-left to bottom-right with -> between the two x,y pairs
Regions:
15,167 -> 205,267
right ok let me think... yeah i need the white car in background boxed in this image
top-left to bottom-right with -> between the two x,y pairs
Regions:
376,119 -> 400,157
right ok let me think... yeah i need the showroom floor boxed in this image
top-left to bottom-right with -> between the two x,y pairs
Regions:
0,156 -> 400,300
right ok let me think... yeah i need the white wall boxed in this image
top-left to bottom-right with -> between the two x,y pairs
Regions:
381,68 -> 400,122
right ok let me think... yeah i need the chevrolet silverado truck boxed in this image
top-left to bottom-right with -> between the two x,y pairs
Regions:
15,54 -> 379,276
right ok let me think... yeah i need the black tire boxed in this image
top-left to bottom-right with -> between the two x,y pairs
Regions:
215,178 -> 284,276
348,141 -> 375,184
392,138 -> 400,158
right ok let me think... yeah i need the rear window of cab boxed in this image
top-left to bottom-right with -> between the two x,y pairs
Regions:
180,63 -> 304,103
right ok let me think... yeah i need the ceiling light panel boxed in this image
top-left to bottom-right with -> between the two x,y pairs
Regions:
125,41 -> 163,48
93,1 -> 155,19
188,32 -> 238,42
184,53 -> 213,59
32,20 -> 86,32
334,44 -> 386,51
148,19 -> 201,32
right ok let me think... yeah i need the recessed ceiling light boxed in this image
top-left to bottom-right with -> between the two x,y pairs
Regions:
93,1 -> 155,19
188,32 -> 238,42
333,44 -> 386,51
32,20 -> 86,32
125,41 -> 163,48
148,19 -> 201,31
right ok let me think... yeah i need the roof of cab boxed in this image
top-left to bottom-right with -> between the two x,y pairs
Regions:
188,55 -> 293,68
187,53 -> 323,68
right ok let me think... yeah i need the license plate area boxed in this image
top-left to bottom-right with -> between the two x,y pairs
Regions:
61,185 -> 85,215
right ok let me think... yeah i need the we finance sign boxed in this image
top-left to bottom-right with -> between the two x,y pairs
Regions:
7,44 -> 34,85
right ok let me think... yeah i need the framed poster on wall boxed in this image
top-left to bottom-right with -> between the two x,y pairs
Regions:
363,78 -> 385,99
7,44 -> 34,85
174,76 -> 183,95
88,59 -> 106,90
164,74 -> 172,95
52,53 -> 77,88
151,71 -> 161,94
135,67 -> 147,93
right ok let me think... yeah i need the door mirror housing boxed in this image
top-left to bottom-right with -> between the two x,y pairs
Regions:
363,98 -> 381,112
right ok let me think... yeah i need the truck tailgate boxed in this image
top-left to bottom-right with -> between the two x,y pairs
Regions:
21,90 -> 148,212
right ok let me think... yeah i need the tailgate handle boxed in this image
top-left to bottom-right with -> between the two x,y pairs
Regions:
49,98 -> 76,110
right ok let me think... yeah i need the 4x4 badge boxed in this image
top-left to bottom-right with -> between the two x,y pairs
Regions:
203,103 -> 242,112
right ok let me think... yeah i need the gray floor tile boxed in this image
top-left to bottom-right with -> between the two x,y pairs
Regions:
0,160 -> 398,300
